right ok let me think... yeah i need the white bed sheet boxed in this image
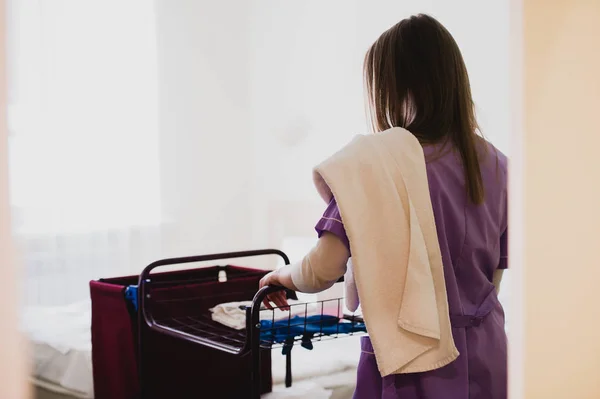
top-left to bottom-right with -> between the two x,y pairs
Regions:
22,301 -> 94,398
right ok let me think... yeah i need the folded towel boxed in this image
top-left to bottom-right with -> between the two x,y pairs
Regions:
312,127 -> 459,375
209,300 -> 316,330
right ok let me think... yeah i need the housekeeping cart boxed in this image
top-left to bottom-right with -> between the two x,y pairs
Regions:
90,249 -> 365,399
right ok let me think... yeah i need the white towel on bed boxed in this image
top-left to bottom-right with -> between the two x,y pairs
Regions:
209,300 -> 317,330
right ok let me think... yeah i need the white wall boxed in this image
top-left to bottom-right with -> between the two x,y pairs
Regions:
155,0 -> 259,260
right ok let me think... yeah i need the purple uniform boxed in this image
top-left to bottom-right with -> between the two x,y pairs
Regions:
315,141 -> 508,399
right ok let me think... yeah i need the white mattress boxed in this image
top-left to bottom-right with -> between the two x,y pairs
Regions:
22,301 -> 94,398
22,301 -> 360,399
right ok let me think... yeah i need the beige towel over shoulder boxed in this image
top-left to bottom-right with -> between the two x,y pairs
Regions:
313,127 -> 459,376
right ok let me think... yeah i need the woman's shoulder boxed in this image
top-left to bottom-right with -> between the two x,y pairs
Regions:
479,139 -> 508,177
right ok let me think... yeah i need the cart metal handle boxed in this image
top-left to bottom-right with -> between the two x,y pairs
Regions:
249,276 -> 344,334
139,249 -> 290,279
138,249 -> 291,351
248,278 -> 345,396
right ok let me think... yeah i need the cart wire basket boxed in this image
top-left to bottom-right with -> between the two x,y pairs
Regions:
138,249 -> 366,399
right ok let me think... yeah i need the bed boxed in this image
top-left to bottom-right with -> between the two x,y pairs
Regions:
22,301 -> 93,399
22,300 -> 360,399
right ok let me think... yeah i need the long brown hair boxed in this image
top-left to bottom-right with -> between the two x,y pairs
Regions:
364,14 -> 485,204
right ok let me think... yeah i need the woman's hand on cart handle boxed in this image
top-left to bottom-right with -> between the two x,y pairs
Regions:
259,268 -> 297,310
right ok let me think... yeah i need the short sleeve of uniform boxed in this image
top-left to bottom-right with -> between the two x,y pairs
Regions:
315,198 -> 350,254
498,228 -> 508,269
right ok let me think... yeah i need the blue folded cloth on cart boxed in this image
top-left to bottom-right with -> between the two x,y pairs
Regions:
124,285 -> 138,311
260,315 -> 367,355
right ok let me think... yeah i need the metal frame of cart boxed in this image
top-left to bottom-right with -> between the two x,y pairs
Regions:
137,249 -> 365,399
